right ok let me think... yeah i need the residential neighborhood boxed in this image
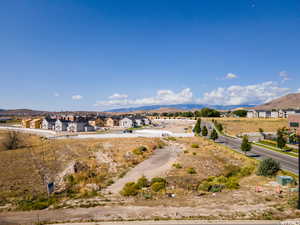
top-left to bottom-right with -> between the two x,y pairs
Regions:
21,114 -> 152,132
247,109 -> 300,118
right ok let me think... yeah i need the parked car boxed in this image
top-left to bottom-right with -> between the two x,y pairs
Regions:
123,129 -> 133,133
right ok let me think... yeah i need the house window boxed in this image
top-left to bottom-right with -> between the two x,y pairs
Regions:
290,122 -> 299,128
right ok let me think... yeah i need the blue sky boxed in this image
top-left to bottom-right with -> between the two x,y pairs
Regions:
0,0 -> 300,111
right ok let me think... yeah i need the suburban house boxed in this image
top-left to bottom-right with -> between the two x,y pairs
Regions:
67,121 -> 86,132
89,117 -> 105,127
55,119 -> 69,132
143,118 -> 151,125
119,117 -> 134,128
41,117 -> 56,130
134,118 -> 143,127
30,118 -> 42,129
22,119 -> 32,128
105,117 -> 118,127
288,114 -> 300,135
247,109 -> 300,119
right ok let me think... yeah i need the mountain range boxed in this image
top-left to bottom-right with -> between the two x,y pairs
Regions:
105,104 -> 255,112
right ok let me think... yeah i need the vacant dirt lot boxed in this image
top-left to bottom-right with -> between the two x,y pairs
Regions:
207,118 -> 288,136
0,132 -> 162,203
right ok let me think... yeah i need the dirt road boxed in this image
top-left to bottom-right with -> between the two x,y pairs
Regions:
106,143 -> 182,194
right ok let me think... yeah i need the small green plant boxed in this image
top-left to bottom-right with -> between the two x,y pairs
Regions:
151,177 -> 166,185
192,152 -> 197,155
187,167 -> 196,174
136,176 -> 149,189
191,143 -> 199,148
183,150 -> 189,154
257,158 -> 280,177
166,137 -> 177,141
172,163 -> 182,169
151,182 -> 166,192
120,182 -> 139,196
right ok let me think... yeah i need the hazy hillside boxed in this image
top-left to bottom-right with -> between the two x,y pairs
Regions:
254,93 -> 300,110
106,104 -> 255,113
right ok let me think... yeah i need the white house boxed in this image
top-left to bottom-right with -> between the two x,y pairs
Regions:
247,110 -> 258,118
134,118 -> 143,127
143,118 -> 151,125
271,111 -> 279,118
67,121 -> 86,132
55,119 -> 69,132
41,118 -> 56,130
119,117 -> 134,128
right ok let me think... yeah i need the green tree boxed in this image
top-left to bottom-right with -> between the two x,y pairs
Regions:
193,119 -> 202,135
241,135 -> 252,155
210,129 -> 218,141
277,129 -> 286,149
232,110 -> 247,117
257,158 -> 280,177
202,126 -> 208,136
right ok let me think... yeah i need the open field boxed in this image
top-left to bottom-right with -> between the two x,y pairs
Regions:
0,131 -> 163,210
205,118 -> 288,136
0,132 -> 298,222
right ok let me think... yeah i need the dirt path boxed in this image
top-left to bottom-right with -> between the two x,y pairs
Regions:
105,143 -> 182,194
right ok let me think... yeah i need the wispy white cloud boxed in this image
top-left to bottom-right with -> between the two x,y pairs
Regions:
279,71 -> 290,83
197,81 -> 290,105
53,92 -> 60,97
72,95 -> 83,100
95,88 -> 193,107
297,88 -> 300,93
94,81 -> 291,109
225,73 -> 237,79
108,93 -> 128,99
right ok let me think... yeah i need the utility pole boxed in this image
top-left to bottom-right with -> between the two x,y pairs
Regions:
298,134 -> 300,209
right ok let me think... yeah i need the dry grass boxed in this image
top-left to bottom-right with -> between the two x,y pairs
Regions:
0,132 -> 162,198
207,118 -> 287,136
128,137 -> 298,220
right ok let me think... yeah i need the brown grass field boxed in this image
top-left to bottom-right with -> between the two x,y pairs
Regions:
207,118 -> 288,136
0,131 -> 162,199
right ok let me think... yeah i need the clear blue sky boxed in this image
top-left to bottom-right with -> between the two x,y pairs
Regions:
1,0 -> 299,111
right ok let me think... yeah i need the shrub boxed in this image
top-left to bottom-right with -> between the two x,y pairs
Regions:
120,182 -> 139,196
151,177 -> 166,185
183,150 -> 189,154
132,146 -> 147,155
198,181 -> 211,192
187,167 -> 197,174
136,176 -> 149,189
210,184 -> 224,193
17,196 -> 57,210
257,158 -> 280,177
172,163 -> 182,169
192,152 -> 197,155
151,182 -> 165,192
225,177 -> 240,189
191,144 -> 199,148
3,131 -> 23,150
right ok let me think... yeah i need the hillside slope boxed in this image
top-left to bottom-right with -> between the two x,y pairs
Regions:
254,93 -> 300,110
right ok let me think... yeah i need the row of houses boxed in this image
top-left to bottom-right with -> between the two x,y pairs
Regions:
22,115 -> 151,132
247,109 -> 300,118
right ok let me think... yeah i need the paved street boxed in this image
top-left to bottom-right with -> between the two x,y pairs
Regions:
202,121 -> 298,174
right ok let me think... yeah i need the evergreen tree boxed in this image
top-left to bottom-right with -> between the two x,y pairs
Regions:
241,135 -> 252,155
202,126 -> 208,136
277,129 -> 286,149
210,129 -> 218,141
194,119 -> 201,135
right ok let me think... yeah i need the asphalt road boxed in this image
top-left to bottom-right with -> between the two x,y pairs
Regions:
202,121 -> 298,174
217,135 -> 298,174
